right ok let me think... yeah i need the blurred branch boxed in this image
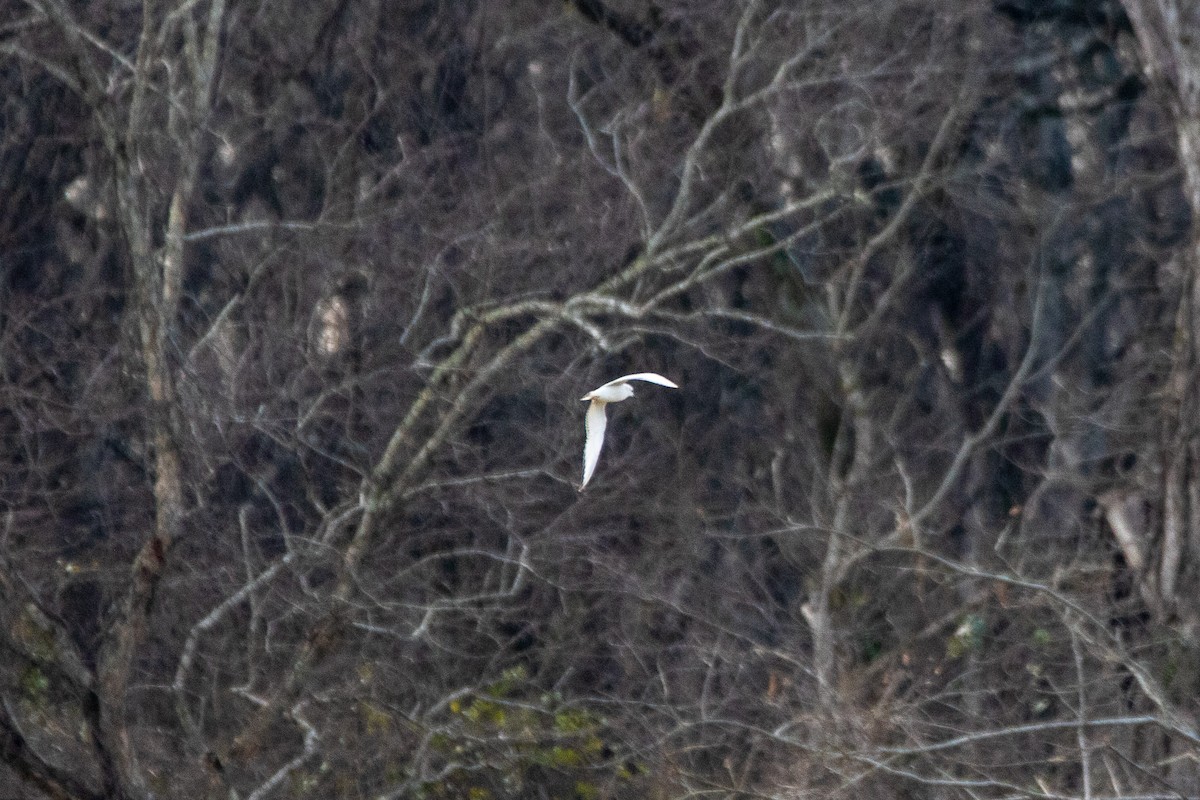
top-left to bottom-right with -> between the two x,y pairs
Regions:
0,698 -> 104,800
243,702 -> 320,800
173,551 -> 298,752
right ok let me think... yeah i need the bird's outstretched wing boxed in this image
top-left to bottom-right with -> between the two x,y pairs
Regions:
580,399 -> 609,490
602,372 -> 679,390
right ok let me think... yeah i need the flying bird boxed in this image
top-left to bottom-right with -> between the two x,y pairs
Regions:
579,372 -> 679,491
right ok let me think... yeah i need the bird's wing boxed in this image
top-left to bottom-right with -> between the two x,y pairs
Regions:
580,399 -> 609,490
606,372 -> 679,389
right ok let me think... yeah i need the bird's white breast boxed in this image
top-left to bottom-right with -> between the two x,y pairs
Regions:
590,383 -> 635,403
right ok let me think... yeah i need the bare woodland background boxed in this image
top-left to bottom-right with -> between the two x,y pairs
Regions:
3,0 -> 1200,798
